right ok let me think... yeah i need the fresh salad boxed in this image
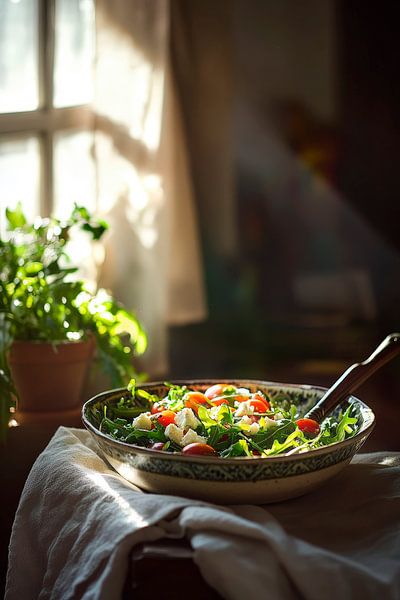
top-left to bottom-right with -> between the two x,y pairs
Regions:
95,381 -> 360,458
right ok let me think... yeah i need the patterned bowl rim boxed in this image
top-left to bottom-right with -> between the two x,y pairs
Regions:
82,379 -> 375,465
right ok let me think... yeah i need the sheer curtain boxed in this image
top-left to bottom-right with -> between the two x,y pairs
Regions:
94,0 -> 206,376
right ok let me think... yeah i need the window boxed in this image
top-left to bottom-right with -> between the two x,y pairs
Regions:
0,0 -> 96,229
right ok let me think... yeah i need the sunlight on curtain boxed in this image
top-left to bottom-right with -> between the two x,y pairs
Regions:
94,0 -> 206,375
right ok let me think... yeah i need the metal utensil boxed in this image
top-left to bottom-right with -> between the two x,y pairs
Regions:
305,332 -> 400,423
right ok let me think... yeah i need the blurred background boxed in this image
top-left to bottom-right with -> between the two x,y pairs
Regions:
0,0 -> 399,450
168,0 -> 400,452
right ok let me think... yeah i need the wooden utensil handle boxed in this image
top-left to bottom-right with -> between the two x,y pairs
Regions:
305,333 -> 400,423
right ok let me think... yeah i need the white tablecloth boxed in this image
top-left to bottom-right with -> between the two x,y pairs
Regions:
5,427 -> 400,599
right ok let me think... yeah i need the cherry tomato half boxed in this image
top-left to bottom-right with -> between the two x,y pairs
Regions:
151,402 -> 163,414
252,392 -> 270,411
184,391 -> 209,413
296,418 -> 320,436
182,443 -> 217,456
247,399 -> 269,413
204,383 -> 231,400
156,410 -> 176,428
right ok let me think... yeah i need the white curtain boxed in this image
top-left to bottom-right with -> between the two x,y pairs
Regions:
94,0 -> 206,376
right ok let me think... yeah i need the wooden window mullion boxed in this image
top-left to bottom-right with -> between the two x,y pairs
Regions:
38,0 -> 55,216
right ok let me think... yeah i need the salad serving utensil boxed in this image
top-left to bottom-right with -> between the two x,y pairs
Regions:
305,333 -> 400,423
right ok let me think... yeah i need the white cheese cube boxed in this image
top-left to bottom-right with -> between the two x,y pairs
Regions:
165,423 -> 184,444
239,415 -> 252,425
234,401 -> 255,417
132,412 -> 152,430
238,415 -> 259,435
181,428 -> 207,447
174,407 -> 200,431
248,422 -> 260,435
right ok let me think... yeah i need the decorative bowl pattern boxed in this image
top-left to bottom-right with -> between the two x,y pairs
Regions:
82,380 -> 375,504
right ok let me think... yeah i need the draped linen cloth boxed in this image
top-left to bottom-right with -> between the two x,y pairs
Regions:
94,0 -> 206,375
5,427 -> 400,600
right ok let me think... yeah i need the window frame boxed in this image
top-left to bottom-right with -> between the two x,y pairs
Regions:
0,0 -> 95,217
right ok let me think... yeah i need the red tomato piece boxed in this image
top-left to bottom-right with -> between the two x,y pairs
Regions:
182,443 -> 217,456
151,402 -> 163,414
157,410 -> 176,428
204,383 -> 231,400
184,391 -> 209,413
296,418 -> 320,436
248,399 -> 269,413
252,392 -> 270,411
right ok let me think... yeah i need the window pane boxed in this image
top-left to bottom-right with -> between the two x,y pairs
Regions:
0,136 -> 41,234
0,0 -> 39,113
53,130 -> 97,282
53,0 -> 95,107
53,130 -> 96,219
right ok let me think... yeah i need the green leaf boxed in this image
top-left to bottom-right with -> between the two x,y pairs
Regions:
81,221 -> 108,241
217,404 -> 233,425
318,405 -> 358,447
253,419 -> 296,450
136,388 -> 157,405
71,205 -> 91,221
198,405 -> 217,428
112,406 -> 147,418
162,383 -> 186,411
127,378 -> 136,395
207,424 -> 225,448
221,439 -> 251,458
333,406 -> 357,443
6,204 -> 27,229
25,262 -> 43,275
264,429 -> 303,456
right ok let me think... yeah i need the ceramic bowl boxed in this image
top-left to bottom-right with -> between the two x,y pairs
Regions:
82,379 -> 375,504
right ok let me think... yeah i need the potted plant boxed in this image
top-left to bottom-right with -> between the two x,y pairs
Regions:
0,204 -> 147,440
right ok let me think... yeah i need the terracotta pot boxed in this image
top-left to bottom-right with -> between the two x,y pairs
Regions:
8,337 -> 95,414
